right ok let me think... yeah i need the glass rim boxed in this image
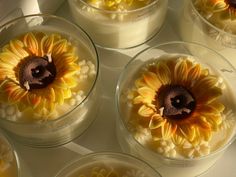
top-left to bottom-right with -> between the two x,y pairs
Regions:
54,151 -> 162,177
0,13 -> 100,125
75,0 -> 160,14
190,0 -> 236,38
0,129 -> 21,176
115,41 -> 236,162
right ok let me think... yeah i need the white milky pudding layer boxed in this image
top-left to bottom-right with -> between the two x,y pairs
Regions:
0,30 -> 98,146
0,134 -> 18,177
180,0 -> 236,66
118,54 -> 236,177
68,0 -> 168,48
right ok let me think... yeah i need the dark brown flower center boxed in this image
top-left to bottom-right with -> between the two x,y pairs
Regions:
157,85 -> 196,120
226,0 -> 236,8
19,55 -> 56,90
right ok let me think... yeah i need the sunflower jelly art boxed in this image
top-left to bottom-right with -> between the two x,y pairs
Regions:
68,0 -> 168,48
0,15 -> 99,147
116,42 -> 236,177
180,0 -> 236,66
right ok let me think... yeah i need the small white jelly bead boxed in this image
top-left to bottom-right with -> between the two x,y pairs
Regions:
169,149 -> 176,157
81,65 -> 89,74
76,95 -> 82,102
160,140 -> 167,146
6,106 -> 15,116
69,99 -> 76,106
88,61 -> 95,69
164,146 -> 171,153
89,70 -> 96,76
157,147 -> 164,154
16,111 -> 22,118
79,60 -> 86,66
78,90 -> 84,96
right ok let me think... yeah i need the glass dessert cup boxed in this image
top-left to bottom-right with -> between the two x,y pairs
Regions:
0,14 -> 99,147
116,41 -> 236,177
179,0 -> 236,67
68,0 -> 168,49
54,152 -> 162,177
0,130 -> 20,177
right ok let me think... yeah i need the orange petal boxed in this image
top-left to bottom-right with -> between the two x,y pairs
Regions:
23,33 -> 39,55
161,122 -> 176,140
143,71 -> 161,91
138,105 -> 155,117
156,61 -> 171,84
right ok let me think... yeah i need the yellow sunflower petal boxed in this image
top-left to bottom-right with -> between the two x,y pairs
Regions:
63,88 -> 72,99
138,104 -> 155,117
196,102 -> 224,116
172,134 -> 186,146
161,122 -> 176,140
41,34 -> 55,55
135,78 -> 147,88
2,81 -> 27,103
27,93 -> 41,109
23,32 -> 39,55
143,71 -> 161,91
174,59 -> 188,84
193,76 -> 218,93
52,39 -> 67,56
187,64 -> 201,83
155,61 -> 171,84
62,77 -> 77,88
193,116 -> 212,130
0,52 -> 21,66
9,40 -> 28,58
137,87 -> 156,100
149,114 -> 166,129
179,125 -> 196,142
197,87 -> 222,104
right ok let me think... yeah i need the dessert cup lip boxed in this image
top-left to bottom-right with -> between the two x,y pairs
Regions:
115,41 -> 236,162
190,0 -> 236,38
54,151 -> 162,177
75,0 -> 160,14
0,13 -> 100,124
0,129 -> 21,177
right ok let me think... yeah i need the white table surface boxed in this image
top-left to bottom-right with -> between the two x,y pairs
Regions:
6,0 -> 236,177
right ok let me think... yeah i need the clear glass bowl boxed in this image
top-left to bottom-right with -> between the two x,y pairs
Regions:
0,14 -> 100,147
116,41 -> 236,177
0,129 -> 20,177
54,152 -> 162,177
179,0 -> 236,67
68,0 -> 168,49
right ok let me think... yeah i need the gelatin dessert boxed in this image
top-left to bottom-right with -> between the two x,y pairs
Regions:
0,131 -> 19,177
0,14 -> 99,147
54,152 -> 162,177
116,42 -> 236,177
68,0 -> 168,49
180,0 -> 236,67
